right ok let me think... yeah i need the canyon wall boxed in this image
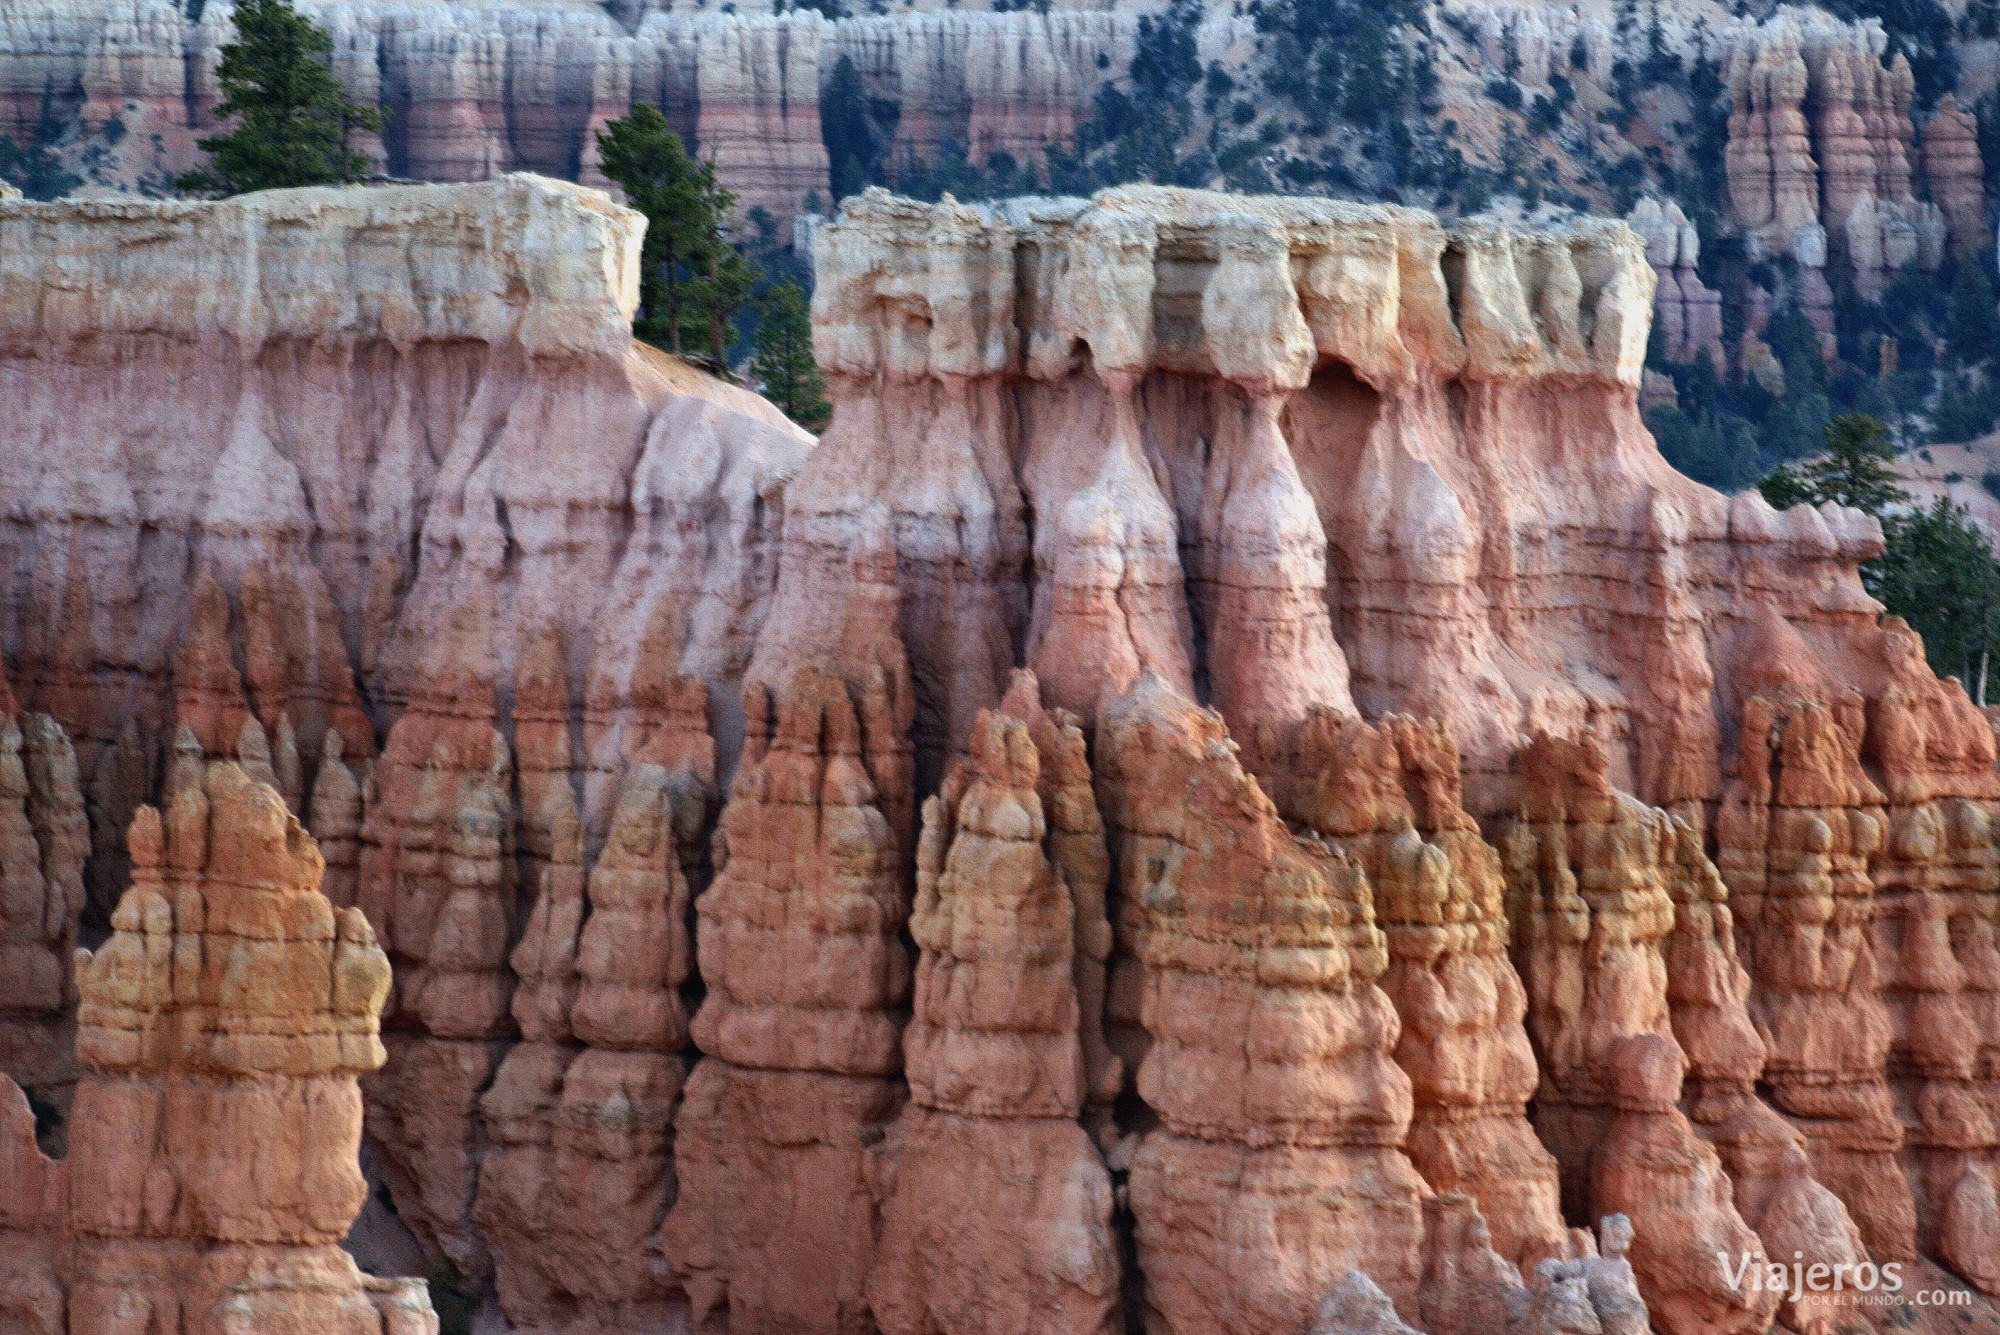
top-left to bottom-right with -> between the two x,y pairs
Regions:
1721,9 -> 1982,310
4,175 -> 2000,1331
0,0 -> 1144,220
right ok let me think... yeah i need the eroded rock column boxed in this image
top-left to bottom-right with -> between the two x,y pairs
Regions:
0,760 -> 435,1335
1501,731 -> 1777,1335
1100,672 -> 1428,1334
1280,709 -> 1566,1271
662,666 -> 912,1334
869,695 -> 1119,1335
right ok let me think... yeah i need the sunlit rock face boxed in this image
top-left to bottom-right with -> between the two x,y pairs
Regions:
5,175 -> 2000,1332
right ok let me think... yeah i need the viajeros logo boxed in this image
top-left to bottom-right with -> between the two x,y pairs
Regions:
1717,1252 -> 1972,1309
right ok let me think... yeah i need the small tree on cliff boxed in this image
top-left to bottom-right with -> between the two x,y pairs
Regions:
1758,412 -> 1906,513
177,0 -> 383,196
751,279 -> 830,431
1760,411 -> 2000,696
597,106 -> 757,365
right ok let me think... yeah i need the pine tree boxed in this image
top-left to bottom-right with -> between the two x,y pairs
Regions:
597,107 -> 759,365
1760,412 -> 2000,693
1875,497 -> 2000,700
1946,260 -> 1998,367
177,0 -> 383,196
1757,412 -> 1906,514
597,106 -> 707,353
684,157 -> 755,366
751,280 -> 830,431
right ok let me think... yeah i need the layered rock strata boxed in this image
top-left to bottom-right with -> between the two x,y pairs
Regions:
0,760 -> 436,1335
476,748 -> 707,1334
0,0 -> 1141,222
0,174 -> 809,1318
661,664 -> 913,1335
1626,198 -> 1723,373
0,661 -> 88,1111
868,690 -> 1120,1335
1499,731 -> 1779,1335
1276,708 -> 1566,1272
1099,673 -> 1430,1334
9,177 -> 2000,1330
1920,94 -> 1987,258
1723,10 -> 1973,291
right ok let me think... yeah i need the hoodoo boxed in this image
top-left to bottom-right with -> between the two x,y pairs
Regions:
2,176 -> 1999,1331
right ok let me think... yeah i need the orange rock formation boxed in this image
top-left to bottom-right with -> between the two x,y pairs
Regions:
0,761 -> 435,1335
6,177 -> 2000,1332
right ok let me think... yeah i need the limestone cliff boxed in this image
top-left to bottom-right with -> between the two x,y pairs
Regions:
0,0 -> 1139,222
6,177 -> 2000,1333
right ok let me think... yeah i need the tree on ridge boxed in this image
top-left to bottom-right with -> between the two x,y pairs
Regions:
178,0 -> 384,197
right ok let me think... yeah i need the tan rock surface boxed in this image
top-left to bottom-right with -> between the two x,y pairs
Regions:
1501,732 -> 1779,1335
10,174 -> 2000,1332
663,665 -> 912,1334
1100,672 -> 1428,1333
870,700 -> 1119,1335
1922,94 -> 1987,258
0,761 -> 435,1335
1279,709 -> 1567,1271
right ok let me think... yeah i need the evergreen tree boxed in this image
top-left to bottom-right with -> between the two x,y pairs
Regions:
598,106 -> 707,353
1875,496 -> 2000,698
1,92 -> 81,200
597,105 -> 759,366
686,158 -> 756,366
1946,260 -> 1998,367
821,54 -> 882,200
1759,412 -> 2000,693
177,0 -> 383,196
751,279 -> 830,431
1757,412 -> 1906,513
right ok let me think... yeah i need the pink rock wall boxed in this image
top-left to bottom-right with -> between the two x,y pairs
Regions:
1723,12 -> 1973,293
6,178 -> 2000,1332
0,1 -> 1135,223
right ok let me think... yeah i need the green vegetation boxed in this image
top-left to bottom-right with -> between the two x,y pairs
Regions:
1,96 -> 81,200
424,1257 -> 477,1335
596,106 -> 825,403
596,106 -> 755,366
1760,413 -> 2000,696
750,278 -> 830,431
822,54 -> 893,201
177,0 -> 384,196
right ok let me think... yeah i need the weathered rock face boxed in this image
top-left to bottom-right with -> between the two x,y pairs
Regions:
1277,710 -> 1566,1272
476,754 -> 705,1334
1499,732 -> 1780,1335
0,661 -> 89,1112
869,686 -> 1120,1335
0,174 -> 808,1328
1723,10 -> 1975,293
1920,93 -> 1987,259
1100,673 -> 1429,1333
10,176 -> 2000,1332
1625,198 -> 1724,374
0,0 -> 1138,222
662,664 -> 913,1335
0,760 -> 436,1335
